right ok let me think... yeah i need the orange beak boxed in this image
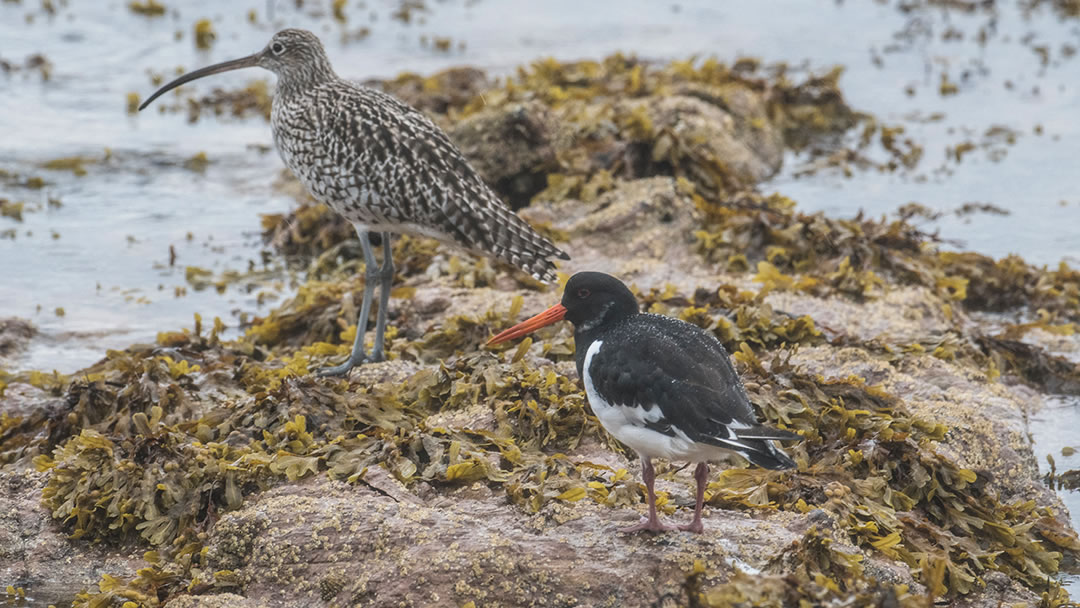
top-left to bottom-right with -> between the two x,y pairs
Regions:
486,303 -> 567,345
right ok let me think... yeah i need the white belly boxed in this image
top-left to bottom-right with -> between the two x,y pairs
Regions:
581,340 -> 733,463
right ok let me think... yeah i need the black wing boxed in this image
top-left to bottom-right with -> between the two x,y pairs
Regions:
587,315 -> 798,469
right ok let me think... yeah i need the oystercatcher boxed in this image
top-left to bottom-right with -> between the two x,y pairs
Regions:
487,272 -> 801,533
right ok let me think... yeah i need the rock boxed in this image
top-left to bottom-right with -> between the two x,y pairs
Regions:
671,82 -> 784,172
372,67 -> 490,116
0,382 -> 53,425
623,95 -> 783,195
757,283 -> 1065,506
1018,326 -> 1080,364
764,286 -> 1056,504
523,176 -> 711,287
193,476 -> 814,608
787,344 -> 1048,501
448,101 -> 559,209
0,469 -> 141,606
166,593 -> 269,608
0,317 -> 35,367
951,571 -> 1044,608
764,287 -> 954,344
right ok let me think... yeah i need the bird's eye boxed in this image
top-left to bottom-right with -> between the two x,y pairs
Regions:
576,288 -> 590,299
271,42 -> 285,55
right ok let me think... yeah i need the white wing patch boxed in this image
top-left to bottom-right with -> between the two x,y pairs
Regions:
726,418 -> 753,430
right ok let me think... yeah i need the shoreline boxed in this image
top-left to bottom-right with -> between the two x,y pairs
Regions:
3,52 -> 1079,606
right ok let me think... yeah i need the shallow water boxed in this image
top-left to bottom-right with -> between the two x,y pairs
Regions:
2,0 -> 1080,373
1028,394 -> 1080,596
1,0 -> 1078,596
2,0 -> 1078,371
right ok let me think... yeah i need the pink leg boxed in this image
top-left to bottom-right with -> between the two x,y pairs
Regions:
677,462 -> 708,533
620,457 -> 678,533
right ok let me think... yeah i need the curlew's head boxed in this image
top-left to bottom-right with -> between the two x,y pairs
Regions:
138,28 -> 335,111
257,29 -> 335,84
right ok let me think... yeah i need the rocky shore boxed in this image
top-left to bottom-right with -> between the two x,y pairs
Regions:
2,54 -> 1078,608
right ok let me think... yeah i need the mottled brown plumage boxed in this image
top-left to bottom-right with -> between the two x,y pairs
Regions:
140,29 -> 568,376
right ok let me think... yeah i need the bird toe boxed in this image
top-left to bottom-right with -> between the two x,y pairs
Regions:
314,354 -> 370,377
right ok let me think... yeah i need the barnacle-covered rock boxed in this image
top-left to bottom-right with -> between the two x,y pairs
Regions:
165,594 -> 265,608
195,476 -> 901,607
670,81 -> 784,167
523,177 -> 704,281
3,265 -> 1074,607
0,469 -> 141,605
764,286 -> 953,344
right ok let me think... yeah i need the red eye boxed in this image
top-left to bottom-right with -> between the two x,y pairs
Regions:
577,288 -> 590,299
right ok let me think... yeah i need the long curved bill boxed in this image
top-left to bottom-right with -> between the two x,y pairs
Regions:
138,53 -> 261,111
486,303 -> 567,345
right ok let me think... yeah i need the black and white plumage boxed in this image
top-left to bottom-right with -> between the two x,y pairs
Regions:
488,272 -> 800,533
140,29 -> 568,376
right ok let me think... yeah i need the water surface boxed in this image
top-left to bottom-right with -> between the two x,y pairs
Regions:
2,0 -> 1078,372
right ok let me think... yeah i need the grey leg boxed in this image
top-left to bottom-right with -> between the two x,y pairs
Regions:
369,232 -> 394,362
316,228 -> 378,377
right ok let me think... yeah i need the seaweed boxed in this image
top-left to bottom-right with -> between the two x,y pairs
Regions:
682,187 -> 1080,395
686,187 -> 1080,328
193,19 -> 215,50
7,272 -> 1073,606
128,0 -> 165,17
0,199 -> 25,221
729,349 -> 1080,595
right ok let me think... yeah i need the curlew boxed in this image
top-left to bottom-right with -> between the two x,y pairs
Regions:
140,29 -> 568,376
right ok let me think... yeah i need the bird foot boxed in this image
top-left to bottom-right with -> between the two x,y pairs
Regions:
618,516 -> 679,534
315,350 -> 388,377
315,355 -> 370,378
676,519 -> 705,534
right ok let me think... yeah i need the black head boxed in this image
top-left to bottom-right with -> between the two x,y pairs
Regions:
486,272 -> 639,346
560,272 -> 638,333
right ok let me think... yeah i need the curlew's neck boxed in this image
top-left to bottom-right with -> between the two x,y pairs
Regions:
273,59 -> 338,100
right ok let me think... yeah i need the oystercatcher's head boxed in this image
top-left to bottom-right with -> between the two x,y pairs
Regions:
487,272 -> 638,345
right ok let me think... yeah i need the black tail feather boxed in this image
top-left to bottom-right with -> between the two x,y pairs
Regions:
742,442 -> 798,470
730,426 -> 800,470
702,425 -> 801,470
